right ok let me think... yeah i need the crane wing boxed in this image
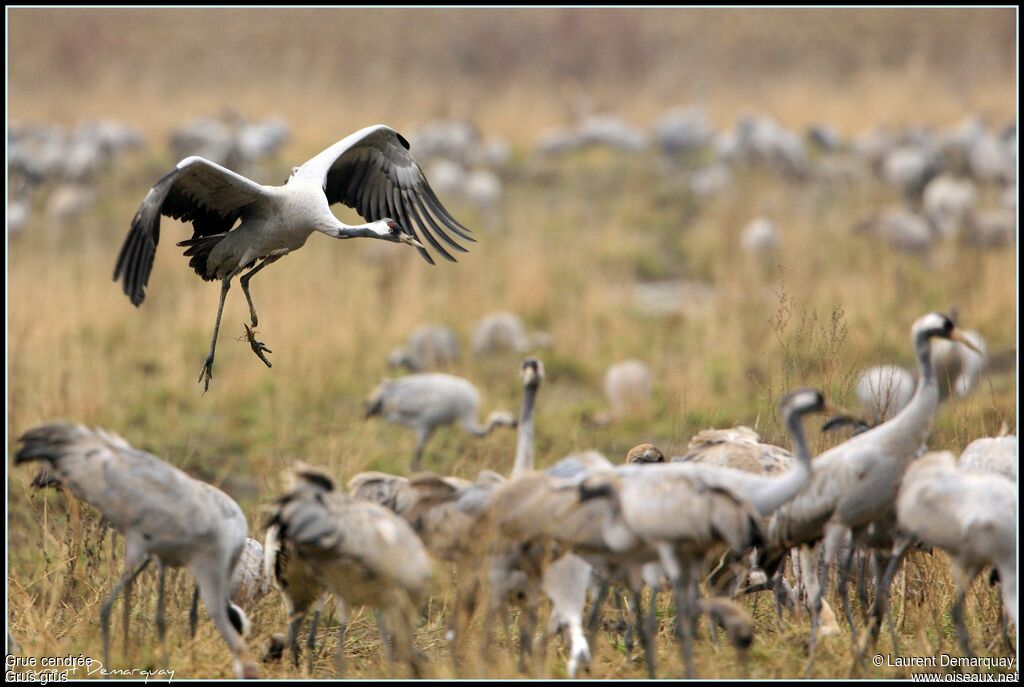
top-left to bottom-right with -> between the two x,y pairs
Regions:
295,124 -> 474,265
113,156 -> 267,305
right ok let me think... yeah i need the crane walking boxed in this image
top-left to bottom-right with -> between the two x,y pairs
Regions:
365,372 -> 516,471
14,423 -> 258,679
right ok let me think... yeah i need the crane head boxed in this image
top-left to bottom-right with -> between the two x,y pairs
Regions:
821,414 -> 873,436
374,219 -> 424,249
781,387 -> 853,423
365,378 -> 391,418
520,357 -> 545,388
915,312 -> 983,355
625,443 -> 665,464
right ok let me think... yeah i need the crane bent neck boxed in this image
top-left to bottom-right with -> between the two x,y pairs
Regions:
850,329 -> 940,460
744,409 -> 813,517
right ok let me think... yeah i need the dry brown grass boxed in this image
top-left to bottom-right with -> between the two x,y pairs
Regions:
8,8 -> 1017,142
7,7 -> 1018,680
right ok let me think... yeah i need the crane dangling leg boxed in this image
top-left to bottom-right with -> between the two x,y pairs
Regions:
244,324 -> 273,369
238,256 -> 280,328
199,275 -> 235,393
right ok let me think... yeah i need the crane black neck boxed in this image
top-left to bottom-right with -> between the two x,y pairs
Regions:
784,405 -> 812,467
914,330 -> 939,386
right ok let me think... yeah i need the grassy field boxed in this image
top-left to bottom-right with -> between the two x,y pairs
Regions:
7,7 -> 1018,680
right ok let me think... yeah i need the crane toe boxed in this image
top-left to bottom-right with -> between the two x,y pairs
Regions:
244,324 -> 273,368
198,356 -> 215,392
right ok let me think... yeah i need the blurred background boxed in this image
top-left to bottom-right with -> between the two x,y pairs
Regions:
9,8 -> 1017,139
7,7 -> 1018,678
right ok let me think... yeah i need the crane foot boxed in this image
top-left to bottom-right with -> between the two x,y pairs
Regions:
244,324 -> 273,368
198,355 -> 214,393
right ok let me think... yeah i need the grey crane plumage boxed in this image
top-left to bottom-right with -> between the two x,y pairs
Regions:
360,357 -> 592,676
265,466 -> 433,677
671,425 -> 794,476
652,106 -> 714,156
365,372 -> 516,472
602,359 -> 653,420
488,391 -> 819,678
14,423 -> 258,679
922,174 -> 977,239
576,462 -> 764,678
855,365 -> 916,424
546,450 -> 614,478
471,311 -> 531,355
387,323 -> 461,372
230,537 -> 270,606
769,314 -> 980,547
766,313 -> 981,670
485,448 -> 651,675
958,434 -> 1017,482
565,389 -> 836,676
350,359 -> 541,670
486,390 -> 826,678
893,451 -> 1017,655
661,389 -> 836,518
932,329 -> 988,400
113,124 -> 473,391
669,393 -> 843,634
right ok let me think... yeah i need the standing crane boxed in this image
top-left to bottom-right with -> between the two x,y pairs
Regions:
669,392 -> 845,625
265,465 -> 433,677
893,451 -> 1016,656
350,359 -> 542,670
766,313 -> 981,672
113,124 -> 473,391
575,463 -> 763,678
486,387 -> 831,678
365,372 -> 516,471
14,423 -> 258,679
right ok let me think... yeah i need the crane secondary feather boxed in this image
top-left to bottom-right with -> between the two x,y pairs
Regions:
113,124 -> 473,392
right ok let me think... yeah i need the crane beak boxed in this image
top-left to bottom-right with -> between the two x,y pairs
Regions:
399,233 -> 425,249
949,328 -> 982,355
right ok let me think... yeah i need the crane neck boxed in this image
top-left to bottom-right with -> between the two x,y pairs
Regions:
316,216 -> 387,240
785,406 -> 813,472
914,327 -> 937,386
893,328 -> 941,437
854,327 -> 941,461
741,407 -> 813,517
511,383 -> 539,478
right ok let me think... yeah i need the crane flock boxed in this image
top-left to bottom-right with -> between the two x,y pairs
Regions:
10,118 -> 1018,681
